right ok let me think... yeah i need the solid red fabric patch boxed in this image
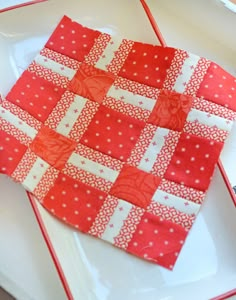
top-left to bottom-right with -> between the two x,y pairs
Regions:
1,16 -> 236,270
30,126 -> 76,170
110,165 -> 161,208
148,89 -> 193,131
69,63 -> 115,103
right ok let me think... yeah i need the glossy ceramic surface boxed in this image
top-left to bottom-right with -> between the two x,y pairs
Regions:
0,0 -> 235,299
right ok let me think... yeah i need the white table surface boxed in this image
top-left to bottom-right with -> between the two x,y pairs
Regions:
0,0 -> 236,299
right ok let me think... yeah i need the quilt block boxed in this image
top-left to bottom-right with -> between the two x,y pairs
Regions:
1,15 -> 236,269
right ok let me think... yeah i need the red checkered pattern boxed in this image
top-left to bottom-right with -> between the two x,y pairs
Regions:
40,47 -> 81,70
114,206 -> 145,249
163,49 -> 189,90
1,15 -> 235,270
89,195 -> 118,237
0,118 -> 32,146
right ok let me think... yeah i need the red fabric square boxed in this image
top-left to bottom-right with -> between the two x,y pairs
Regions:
197,63 -> 236,111
69,63 -> 115,103
127,212 -> 188,269
30,126 -> 76,170
6,70 -> 65,122
119,42 -> 176,88
81,105 -> 145,161
148,89 -> 193,131
0,130 -> 27,176
164,132 -> 223,191
110,165 -> 161,208
43,173 -> 106,232
45,15 -> 100,62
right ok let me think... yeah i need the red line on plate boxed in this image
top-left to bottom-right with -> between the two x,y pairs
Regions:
27,192 -> 74,300
218,160 -> 236,206
211,288 -> 236,300
0,0 -> 47,13
140,0 -> 167,47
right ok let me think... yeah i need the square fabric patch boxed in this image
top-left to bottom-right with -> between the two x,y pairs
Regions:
81,105 -> 145,161
30,126 -> 77,170
110,164 -> 161,208
164,132 -> 223,191
1,15 -> 236,270
69,63 -> 115,103
7,70 -> 66,122
148,90 -> 193,131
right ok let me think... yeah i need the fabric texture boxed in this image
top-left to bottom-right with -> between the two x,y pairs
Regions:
1,15 -> 236,269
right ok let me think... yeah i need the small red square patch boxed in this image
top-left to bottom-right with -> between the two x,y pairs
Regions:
46,16 -> 100,62
0,130 -> 27,176
148,89 -> 193,131
127,212 -> 188,269
30,126 -> 76,170
164,132 -> 223,191
120,42 -> 176,88
197,63 -> 236,111
69,63 -> 115,103
110,165 -> 161,208
43,173 -> 106,232
6,70 -> 65,122
81,105 -> 145,161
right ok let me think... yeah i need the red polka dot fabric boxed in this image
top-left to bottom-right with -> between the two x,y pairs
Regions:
127,212 -> 187,270
43,173 -> 106,232
164,133 -> 223,191
81,105 -> 145,161
0,130 -> 27,176
7,70 -> 66,122
45,15 -> 100,61
1,16 -> 236,270
120,42 -> 176,88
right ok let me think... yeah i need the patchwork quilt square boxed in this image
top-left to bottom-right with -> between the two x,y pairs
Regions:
43,173 -> 106,232
0,15 -> 236,270
69,63 -> 115,103
0,130 -> 27,176
110,164 -> 161,208
7,70 -> 66,122
81,105 -> 145,160
148,89 -> 193,131
30,126 -> 77,170
197,63 -> 236,111
164,132 -> 223,191
120,41 -> 176,87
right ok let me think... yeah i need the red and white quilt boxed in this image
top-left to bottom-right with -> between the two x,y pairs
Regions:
0,15 -> 236,269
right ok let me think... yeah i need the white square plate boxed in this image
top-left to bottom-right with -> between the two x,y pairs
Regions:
0,0 -> 235,299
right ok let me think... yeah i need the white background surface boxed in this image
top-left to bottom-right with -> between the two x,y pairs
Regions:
0,0 -> 40,10
0,0 -> 236,299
